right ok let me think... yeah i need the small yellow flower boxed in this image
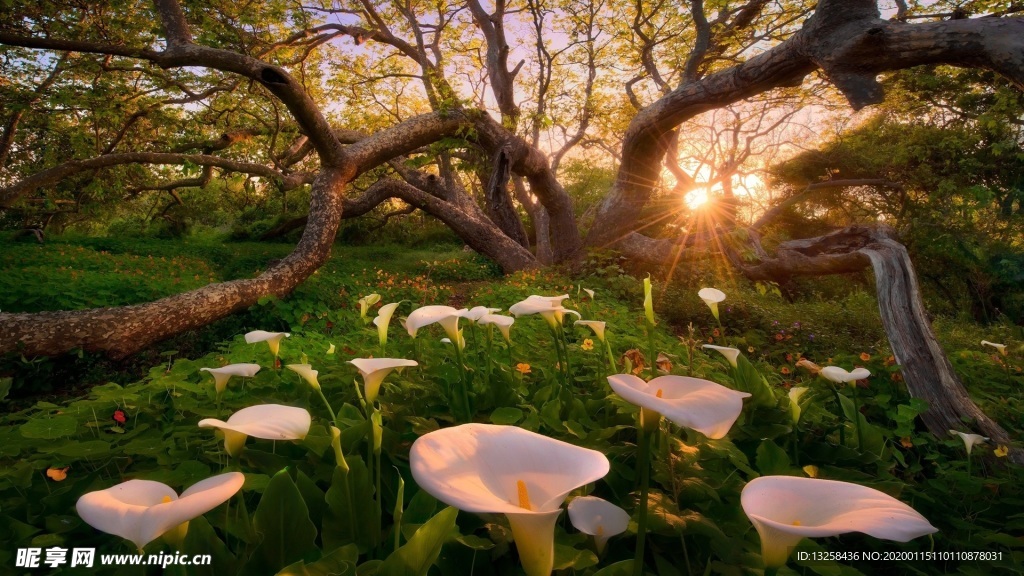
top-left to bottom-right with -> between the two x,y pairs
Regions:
747,346 -> 755,353
860,352 -> 871,361
995,445 -> 1009,458
900,437 -> 913,449
582,339 -> 594,351
516,363 -> 532,375
802,465 -> 819,478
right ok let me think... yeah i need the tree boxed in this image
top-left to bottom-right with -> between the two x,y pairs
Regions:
2,0 -> 1024,459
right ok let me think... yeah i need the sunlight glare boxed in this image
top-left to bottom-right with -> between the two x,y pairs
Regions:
684,189 -> 708,210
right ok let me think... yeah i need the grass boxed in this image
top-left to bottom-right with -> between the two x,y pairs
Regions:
0,234 -> 1022,575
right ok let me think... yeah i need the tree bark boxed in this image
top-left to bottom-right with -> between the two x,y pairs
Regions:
483,145 -> 530,248
0,168 -> 350,359
862,239 -> 1024,464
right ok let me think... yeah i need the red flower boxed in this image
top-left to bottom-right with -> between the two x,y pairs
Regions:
113,410 -> 127,425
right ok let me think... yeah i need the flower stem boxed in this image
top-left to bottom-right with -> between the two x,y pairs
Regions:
453,345 -> 472,422
851,383 -> 864,450
634,425 -> 651,576
646,324 -> 657,379
605,338 -> 617,373
314,387 -> 338,426
558,324 -> 572,388
485,326 -> 493,390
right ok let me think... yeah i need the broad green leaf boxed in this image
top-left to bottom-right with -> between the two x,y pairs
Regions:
756,439 -> 790,475
489,406 -> 523,425
20,415 -> 77,439
248,470 -> 318,575
377,506 -> 458,576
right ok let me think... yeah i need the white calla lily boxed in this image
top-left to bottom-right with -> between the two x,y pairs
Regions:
358,293 -> 381,322
788,387 -> 809,424
643,275 -> 655,325
567,496 -> 629,554
574,320 -> 607,343
510,296 -> 579,329
949,430 -> 989,456
406,305 -> 467,342
741,476 -> 937,568
583,288 -> 595,300
200,363 -> 260,395
349,358 -> 418,403
697,287 -> 726,321
77,472 -> 244,551
702,344 -> 740,368
374,302 -> 402,348
607,374 -> 750,439
478,313 -> 515,342
244,330 -> 290,358
820,365 -> 871,384
285,363 -> 321,390
441,336 -> 467,350
411,424 -> 610,576
463,306 -> 502,323
981,340 -> 1008,355
198,404 -> 311,457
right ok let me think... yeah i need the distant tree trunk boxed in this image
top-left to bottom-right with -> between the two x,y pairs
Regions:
862,238 -> 1024,464
735,226 -> 1024,463
484,145 -> 529,248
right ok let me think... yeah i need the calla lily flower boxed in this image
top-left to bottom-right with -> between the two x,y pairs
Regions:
788,387 -> 809,424
820,365 -> 871,384
285,363 -> 321,390
463,306 -> 502,323
567,496 -> 629,554
200,363 -> 260,395
77,472 -> 244,551
697,287 -> 726,321
702,344 -> 740,368
643,275 -> 655,325
358,293 -> 381,323
410,424 -> 610,576
575,320 -> 607,343
949,430 -> 989,456
583,288 -> 595,300
327,343 -> 336,355
510,296 -> 580,329
244,330 -> 290,358
198,404 -> 311,457
607,374 -> 750,439
441,336 -> 467,350
349,358 -> 418,403
406,305 -> 467,343
741,476 -> 937,568
374,302 -> 402,348
981,340 -> 1008,356
478,313 -> 515,342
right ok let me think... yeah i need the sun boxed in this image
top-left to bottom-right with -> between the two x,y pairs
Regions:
684,189 -> 709,210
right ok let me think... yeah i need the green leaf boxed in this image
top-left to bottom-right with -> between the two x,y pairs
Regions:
377,506 -> 458,576
553,543 -> 598,570
324,456 -> 379,552
275,545 -> 357,576
756,439 -> 791,475
489,406 -> 524,425
248,470 -> 319,575
592,560 -> 633,576
20,415 -> 77,439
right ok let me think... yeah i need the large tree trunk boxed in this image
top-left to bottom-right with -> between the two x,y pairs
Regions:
619,225 -> 1023,463
863,238 -> 1024,464
0,169 -> 349,359
765,229 -> 1024,463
